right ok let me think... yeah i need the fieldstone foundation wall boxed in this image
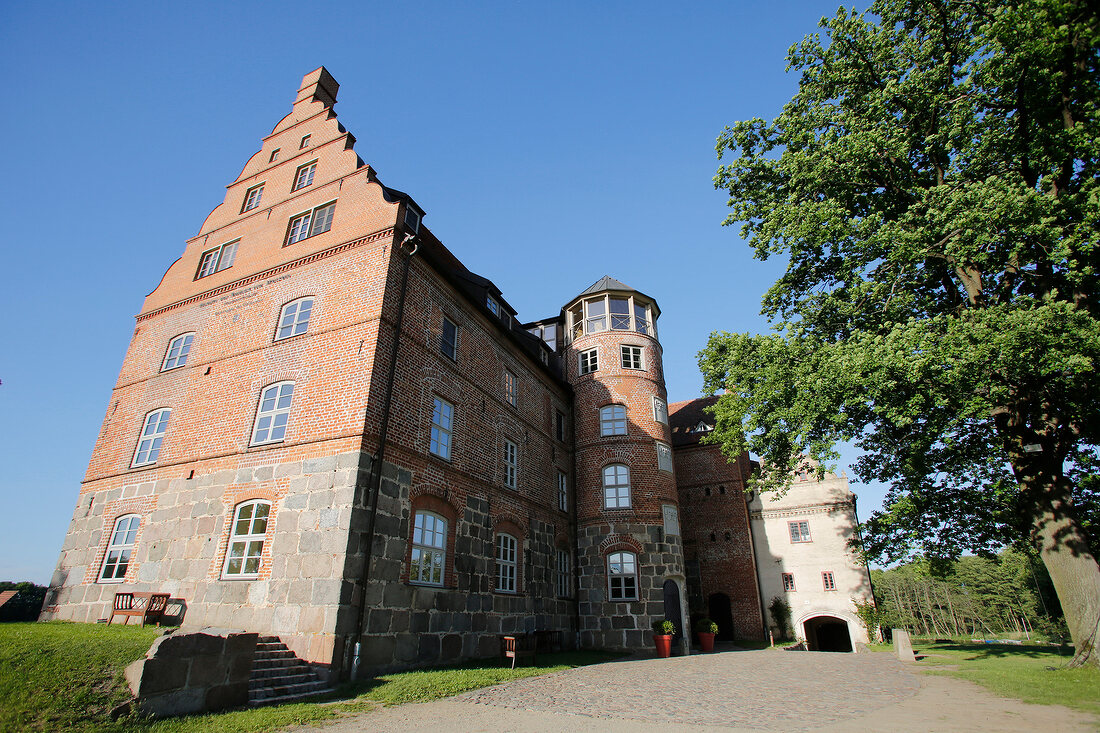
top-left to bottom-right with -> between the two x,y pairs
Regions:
346,463 -> 577,674
124,628 -> 258,717
576,522 -> 686,649
42,447 -> 372,668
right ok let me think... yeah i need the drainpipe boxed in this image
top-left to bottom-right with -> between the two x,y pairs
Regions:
349,231 -> 418,680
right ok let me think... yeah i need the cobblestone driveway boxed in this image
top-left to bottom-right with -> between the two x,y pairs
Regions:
460,649 -> 920,730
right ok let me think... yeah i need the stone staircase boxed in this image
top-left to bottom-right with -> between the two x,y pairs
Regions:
248,636 -> 334,706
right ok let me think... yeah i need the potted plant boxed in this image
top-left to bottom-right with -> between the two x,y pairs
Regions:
695,618 -> 719,652
651,619 -> 676,658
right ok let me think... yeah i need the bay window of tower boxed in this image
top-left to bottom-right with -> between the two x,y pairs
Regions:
566,295 -> 655,343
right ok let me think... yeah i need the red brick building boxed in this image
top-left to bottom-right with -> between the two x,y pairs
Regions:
44,68 -> 874,677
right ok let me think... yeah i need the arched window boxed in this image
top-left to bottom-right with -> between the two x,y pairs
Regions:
411,511 -> 447,586
251,382 -> 294,445
275,298 -> 314,340
223,500 -> 270,578
99,515 -> 140,582
602,464 -> 631,508
161,333 -> 195,371
495,533 -> 518,592
599,405 -> 627,436
132,408 -> 170,467
607,551 -> 638,601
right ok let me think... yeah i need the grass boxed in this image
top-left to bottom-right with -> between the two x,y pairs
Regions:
898,639 -> 1100,716
0,622 -> 618,732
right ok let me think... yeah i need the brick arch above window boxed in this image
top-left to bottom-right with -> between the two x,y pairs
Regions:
410,491 -> 459,523
492,517 -> 525,540
598,533 -> 643,556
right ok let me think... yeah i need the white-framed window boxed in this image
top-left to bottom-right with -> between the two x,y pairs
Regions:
195,240 -> 239,279
599,404 -> 627,436
504,370 -> 517,407
607,551 -> 637,601
652,396 -> 669,424
299,134 -> 311,149
430,396 -> 453,459
275,297 -> 314,340
495,533 -> 518,592
782,572 -> 796,592
621,345 -> 643,370
222,500 -> 270,578
528,322 -> 557,350
656,441 -> 673,472
161,333 -> 194,371
285,201 -> 335,245
566,294 -> 655,342
585,298 -> 606,333
503,439 -> 518,489
789,520 -> 811,543
822,571 -> 836,591
269,148 -> 280,163
292,161 -> 317,190
603,464 -> 631,508
132,408 -> 170,467
558,470 -> 568,511
578,348 -> 598,375
556,549 -> 571,598
98,514 -> 140,582
410,510 -> 446,586
487,295 -> 499,315
440,317 -> 458,361
242,183 -> 264,212
251,382 -> 294,445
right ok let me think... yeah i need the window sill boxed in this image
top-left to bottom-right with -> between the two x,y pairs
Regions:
97,578 -> 125,585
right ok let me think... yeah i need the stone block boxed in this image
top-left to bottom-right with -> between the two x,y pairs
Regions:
205,681 -> 249,712
410,612 -> 429,633
363,634 -> 396,665
187,655 -> 225,687
274,461 -> 302,479
441,633 -> 462,660
417,634 -> 440,662
285,492 -> 309,510
130,657 -> 188,696
368,608 -> 393,633
395,633 -> 418,662
304,456 -> 338,474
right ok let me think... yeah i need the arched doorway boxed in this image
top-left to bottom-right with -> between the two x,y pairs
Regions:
708,592 -> 735,641
803,615 -> 853,652
662,580 -> 684,644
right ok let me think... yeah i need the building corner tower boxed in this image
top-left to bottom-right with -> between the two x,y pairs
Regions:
563,277 -> 688,650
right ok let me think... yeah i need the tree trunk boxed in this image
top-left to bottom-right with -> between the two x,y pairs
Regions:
1024,473 -> 1100,668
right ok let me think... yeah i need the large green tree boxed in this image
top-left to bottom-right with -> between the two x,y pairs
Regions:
703,0 -> 1100,665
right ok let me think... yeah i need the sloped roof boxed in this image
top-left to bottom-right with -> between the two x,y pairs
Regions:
577,275 -> 637,297
668,396 -> 719,447
0,590 -> 17,609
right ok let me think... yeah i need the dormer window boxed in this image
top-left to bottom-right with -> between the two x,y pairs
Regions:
404,206 -> 421,234
487,295 -> 499,316
692,421 -> 713,433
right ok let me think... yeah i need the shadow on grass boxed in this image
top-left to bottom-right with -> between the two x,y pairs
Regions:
917,642 -> 1070,661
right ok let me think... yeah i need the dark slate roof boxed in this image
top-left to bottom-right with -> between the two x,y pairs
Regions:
668,396 -> 719,447
577,275 -> 637,297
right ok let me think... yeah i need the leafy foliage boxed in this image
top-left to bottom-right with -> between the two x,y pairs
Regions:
0,581 -> 47,622
767,596 -> 793,640
703,0 -> 1100,660
871,550 -> 1066,639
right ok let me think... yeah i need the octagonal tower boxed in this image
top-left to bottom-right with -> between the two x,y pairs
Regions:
564,276 -> 688,650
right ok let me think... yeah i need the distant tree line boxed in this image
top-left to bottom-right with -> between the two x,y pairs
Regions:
870,551 -> 1065,641
0,582 -> 47,622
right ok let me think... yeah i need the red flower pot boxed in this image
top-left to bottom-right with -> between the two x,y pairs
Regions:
653,634 -> 672,658
697,632 -> 716,652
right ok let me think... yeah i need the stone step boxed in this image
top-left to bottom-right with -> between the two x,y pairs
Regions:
248,686 -> 335,707
249,671 -> 317,689
254,649 -> 297,661
248,679 -> 329,701
251,661 -> 313,677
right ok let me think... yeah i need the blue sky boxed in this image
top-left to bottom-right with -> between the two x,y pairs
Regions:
0,1 -> 880,585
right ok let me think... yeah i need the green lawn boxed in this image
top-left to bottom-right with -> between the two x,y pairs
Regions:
0,622 -> 618,732
904,640 -> 1100,716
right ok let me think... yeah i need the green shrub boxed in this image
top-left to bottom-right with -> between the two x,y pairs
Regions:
695,618 -> 719,634
651,619 -> 676,635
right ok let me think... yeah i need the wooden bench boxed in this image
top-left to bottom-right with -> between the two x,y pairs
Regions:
108,592 -> 170,627
500,634 -> 537,668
